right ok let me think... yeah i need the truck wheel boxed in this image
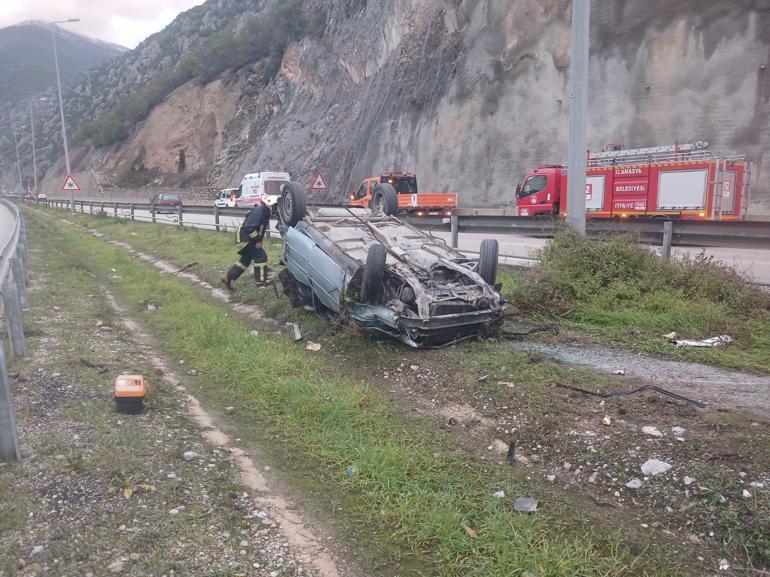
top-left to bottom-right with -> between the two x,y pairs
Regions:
551,203 -> 560,217
371,183 -> 398,216
278,182 -> 307,227
478,239 -> 498,285
361,243 -> 387,304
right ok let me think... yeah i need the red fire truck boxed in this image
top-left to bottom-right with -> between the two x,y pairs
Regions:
515,143 -> 751,220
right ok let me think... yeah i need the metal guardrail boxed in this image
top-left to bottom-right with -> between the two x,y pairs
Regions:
37,198 -> 770,248
0,199 -> 27,462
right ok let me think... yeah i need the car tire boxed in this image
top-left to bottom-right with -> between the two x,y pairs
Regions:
278,182 -> 307,226
478,239 -> 498,285
361,243 -> 387,304
370,183 -> 398,216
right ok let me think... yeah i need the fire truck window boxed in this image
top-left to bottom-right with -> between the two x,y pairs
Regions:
521,175 -> 547,197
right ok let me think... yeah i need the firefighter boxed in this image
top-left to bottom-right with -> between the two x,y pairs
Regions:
222,197 -> 271,288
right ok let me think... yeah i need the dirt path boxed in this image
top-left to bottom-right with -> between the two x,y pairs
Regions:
511,342 -> 770,420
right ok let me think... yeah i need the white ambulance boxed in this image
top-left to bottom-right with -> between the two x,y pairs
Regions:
235,171 -> 291,209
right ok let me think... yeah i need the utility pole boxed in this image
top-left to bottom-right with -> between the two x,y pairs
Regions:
12,129 -> 23,201
565,0 -> 590,235
51,19 -> 79,213
29,101 -> 39,197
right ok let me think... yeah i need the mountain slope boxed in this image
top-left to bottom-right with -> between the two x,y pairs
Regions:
0,21 -> 125,105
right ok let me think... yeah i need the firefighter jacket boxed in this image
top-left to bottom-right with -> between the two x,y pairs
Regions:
238,204 -> 270,243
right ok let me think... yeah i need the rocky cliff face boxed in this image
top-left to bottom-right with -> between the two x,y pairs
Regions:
8,0 -> 770,213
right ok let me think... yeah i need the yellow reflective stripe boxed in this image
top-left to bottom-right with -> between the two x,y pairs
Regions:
233,262 -> 247,270
248,230 -> 260,238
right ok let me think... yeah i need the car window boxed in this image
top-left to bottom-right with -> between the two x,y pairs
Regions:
520,175 -> 547,197
354,183 -> 367,199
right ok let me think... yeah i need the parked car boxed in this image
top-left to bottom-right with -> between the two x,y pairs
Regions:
214,188 -> 238,208
274,182 -> 505,348
151,192 -> 182,213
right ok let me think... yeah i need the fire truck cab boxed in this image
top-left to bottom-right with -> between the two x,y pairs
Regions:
515,143 -> 750,221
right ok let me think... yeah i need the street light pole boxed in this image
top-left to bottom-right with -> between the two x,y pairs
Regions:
51,19 -> 79,213
565,0 -> 590,235
12,129 -> 23,201
29,102 -> 38,198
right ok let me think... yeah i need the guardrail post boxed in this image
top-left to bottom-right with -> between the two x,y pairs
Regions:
2,276 -> 26,358
0,346 -> 21,462
151,203 -> 156,223
450,215 -> 459,248
129,204 -> 135,221
177,204 -> 183,227
90,201 -> 94,214
113,203 -> 118,218
214,205 -> 220,232
10,255 -> 26,310
662,221 -> 673,261
100,202 -> 104,214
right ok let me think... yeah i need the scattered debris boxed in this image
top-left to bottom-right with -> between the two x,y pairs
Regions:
462,524 -> 477,539
742,489 -> 752,499
588,471 -> 599,484
147,303 -> 157,311
626,478 -> 643,489
602,415 -> 612,426
286,322 -> 302,342
78,357 -> 109,374
107,560 -> 125,573
344,465 -> 358,477
663,332 -> 678,339
177,261 -> 198,273
546,475 -> 556,483
225,406 -> 235,414
497,381 -> 516,388
493,490 -> 506,499
305,341 -> 322,352
749,482 -> 765,488
183,451 -> 200,461
684,476 -> 696,486
670,335 -> 733,347
410,365 -> 420,371
613,369 -> 626,375
556,383 -> 705,408
477,374 -> 489,382
642,426 -> 663,438
641,459 -> 672,476
250,330 -> 259,337
671,426 -> 686,436
719,559 -> 730,571
513,497 -> 538,513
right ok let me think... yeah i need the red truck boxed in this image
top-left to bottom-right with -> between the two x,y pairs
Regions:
348,172 -> 457,216
515,142 -> 751,220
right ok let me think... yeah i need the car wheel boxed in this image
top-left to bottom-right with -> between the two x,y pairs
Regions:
370,183 -> 398,216
278,182 -> 307,226
478,239 -> 499,285
361,243 -> 387,304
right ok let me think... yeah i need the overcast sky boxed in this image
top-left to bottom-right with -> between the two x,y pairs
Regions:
0,0 -> 206,48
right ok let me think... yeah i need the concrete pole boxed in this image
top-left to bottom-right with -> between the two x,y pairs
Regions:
565,0 -> 591,235
52,28 -> 74,213
30,102 -> 38,197
0,346 -> 21,462
13,130 -> 24,201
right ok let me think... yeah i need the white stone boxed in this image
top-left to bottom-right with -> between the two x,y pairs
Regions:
641,426 -> 663,438
640,459 -> 672,476
626,478 -> 643,489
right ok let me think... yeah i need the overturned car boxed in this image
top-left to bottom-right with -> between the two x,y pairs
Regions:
274,182 -> 506,348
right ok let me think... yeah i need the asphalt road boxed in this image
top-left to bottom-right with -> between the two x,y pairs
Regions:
0,202 -> 17,257
81,206 -> 770,285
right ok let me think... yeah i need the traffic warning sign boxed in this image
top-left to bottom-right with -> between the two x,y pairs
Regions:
61,174 -> 81,191
311,172 -> 328,191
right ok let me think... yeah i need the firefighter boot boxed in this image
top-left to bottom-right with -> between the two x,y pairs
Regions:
222,264 -> 245,289
254,264 -> 268,285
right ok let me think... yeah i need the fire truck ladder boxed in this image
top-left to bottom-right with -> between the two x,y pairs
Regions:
586,142 -> 713,168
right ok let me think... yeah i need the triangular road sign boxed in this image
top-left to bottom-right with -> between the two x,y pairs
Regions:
61,174 -> 81,191
310,172 -> 328,191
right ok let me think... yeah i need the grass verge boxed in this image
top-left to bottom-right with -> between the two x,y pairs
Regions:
23,212 -> 683,575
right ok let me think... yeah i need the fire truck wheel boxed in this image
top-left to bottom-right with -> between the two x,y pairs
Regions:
371,183 -> 398,216
278,182 -> 307,226
478,239 -> 499,286
361,243 -> 387,304
551,203 -> 560,217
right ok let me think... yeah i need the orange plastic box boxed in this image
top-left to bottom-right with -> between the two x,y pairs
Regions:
114,374 -> 146,414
